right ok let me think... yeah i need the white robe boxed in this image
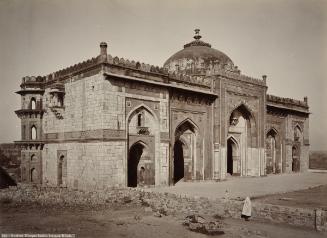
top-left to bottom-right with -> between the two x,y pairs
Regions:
242,197 -> 252,217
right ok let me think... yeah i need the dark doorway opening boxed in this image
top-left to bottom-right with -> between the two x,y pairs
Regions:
58,156 -> 64,186
128,143 -> 144,187
227,139 -> 233,175
173,140 -> 184,184
30,168 -> 36,182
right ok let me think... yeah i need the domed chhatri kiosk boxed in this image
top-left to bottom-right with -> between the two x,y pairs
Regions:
15,30 -> 310,189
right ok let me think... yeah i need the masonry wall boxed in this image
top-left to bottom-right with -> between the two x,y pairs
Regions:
42,70 -> 172,188
43,141 -> 126,189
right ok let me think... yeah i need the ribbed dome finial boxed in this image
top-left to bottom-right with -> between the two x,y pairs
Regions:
194,29 -> 202,40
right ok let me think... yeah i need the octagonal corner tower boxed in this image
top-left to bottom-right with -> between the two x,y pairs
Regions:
164,29 -> 238,75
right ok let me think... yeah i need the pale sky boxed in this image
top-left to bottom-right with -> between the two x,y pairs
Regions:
0,0 -> 326,150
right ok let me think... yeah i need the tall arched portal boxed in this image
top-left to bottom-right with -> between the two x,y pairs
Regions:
173,119 -> 197,184
227,104 -> 256,176
127,105 -> 158,187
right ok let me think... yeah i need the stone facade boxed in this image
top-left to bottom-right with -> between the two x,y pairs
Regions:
15,30 -> 310,189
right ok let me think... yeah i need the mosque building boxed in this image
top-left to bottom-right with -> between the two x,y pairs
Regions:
15,30 -> 310,189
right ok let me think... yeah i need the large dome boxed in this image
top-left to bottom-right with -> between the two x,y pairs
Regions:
164,30 -> 237,75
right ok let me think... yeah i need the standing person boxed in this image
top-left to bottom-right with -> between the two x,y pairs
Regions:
241,196 -> 252,221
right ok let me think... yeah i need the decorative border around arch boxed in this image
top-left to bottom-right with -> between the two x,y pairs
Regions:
174,118 -> 199,136
266,127 -> 279,136
294,124 -> 303,133
228,102 -> 256,125
126,103 -> 159,124
129,140 -> 149,149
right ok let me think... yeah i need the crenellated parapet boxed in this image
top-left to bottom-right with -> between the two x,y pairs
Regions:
19,76 -> 45,91
267,94 -> 309,116
211,67 -> 266,86
45,57 -> 99,83
267,94 -> 308,108
108,55 -> 167,75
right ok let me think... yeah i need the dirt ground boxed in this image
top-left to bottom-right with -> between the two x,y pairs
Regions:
253,184 -> 327,209
0,203 -> 326,238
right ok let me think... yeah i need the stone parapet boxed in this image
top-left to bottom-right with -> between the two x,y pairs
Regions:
267,94 -> 309,110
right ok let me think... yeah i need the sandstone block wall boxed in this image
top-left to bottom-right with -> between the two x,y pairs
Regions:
43,141 -> 126,189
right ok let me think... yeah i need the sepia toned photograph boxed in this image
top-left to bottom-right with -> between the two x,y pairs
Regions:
0,0 -> 326,237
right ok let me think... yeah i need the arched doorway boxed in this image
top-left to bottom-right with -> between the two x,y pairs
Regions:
266,129 -> 278,174
30,168 -> 37,182
58,155 -> 64,186
128,142 -> 154,187
173,140 -> 184,183
173,119 -> 197,184
227,137 -> 238,175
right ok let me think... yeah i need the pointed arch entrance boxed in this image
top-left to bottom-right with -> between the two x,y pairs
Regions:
173,119 -> 198,184
128,142 -> 154,187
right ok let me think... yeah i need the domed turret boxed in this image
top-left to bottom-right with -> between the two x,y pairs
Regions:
164,29 -> 239,75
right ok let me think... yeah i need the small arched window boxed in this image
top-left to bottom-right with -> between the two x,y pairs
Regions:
137,112 -> 145,127
31,98 -> 36,110
31,154 -> 36,161
31,126 -> 37,140
294,126 -> 302,141
137,113 -> 142,127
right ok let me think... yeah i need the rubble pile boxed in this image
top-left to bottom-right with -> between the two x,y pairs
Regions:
0,184 -> 241,219
183,214 -> 225,235
0,184 -> 144,209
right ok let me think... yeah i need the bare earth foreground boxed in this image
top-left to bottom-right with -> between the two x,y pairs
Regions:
1,172 -> 327,238
0,204 -> 325,238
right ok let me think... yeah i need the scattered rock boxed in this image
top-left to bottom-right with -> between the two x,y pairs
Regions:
185,214 -> 206,224
183,215 -> 224,236
154,212 -> 162,218
123,196 -> 132,203
183,215 -> 225,235
158,206 -> 168,216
